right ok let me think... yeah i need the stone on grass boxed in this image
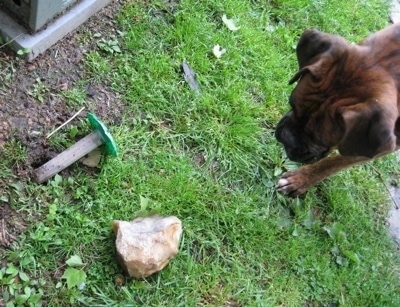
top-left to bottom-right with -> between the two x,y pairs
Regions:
112,215 -> 182,278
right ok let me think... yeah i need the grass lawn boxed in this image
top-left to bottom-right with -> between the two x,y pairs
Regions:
2,0 -> 400,305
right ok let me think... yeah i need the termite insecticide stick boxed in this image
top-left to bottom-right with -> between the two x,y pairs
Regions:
34,130 -> 104,183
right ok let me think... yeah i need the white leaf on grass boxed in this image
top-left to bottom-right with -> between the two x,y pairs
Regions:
212,44 -> 226,58
222,14 -> 240,31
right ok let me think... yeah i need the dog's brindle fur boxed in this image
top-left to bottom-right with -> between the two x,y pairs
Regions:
275,23 -> 400,196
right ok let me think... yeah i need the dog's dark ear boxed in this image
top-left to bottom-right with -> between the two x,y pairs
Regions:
288,68 -> 306,85
296,29 -> 332,68
339,105 -> 397,158
289,30 -> 333,85
288,60 -> 323,85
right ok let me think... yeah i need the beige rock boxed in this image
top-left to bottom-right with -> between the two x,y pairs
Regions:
112,215 -> 182,278
80,148 -> 102,167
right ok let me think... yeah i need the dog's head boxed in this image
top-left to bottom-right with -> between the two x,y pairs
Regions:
275,29 -> 398,163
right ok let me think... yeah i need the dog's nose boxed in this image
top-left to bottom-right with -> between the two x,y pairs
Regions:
286,149 -> 315,163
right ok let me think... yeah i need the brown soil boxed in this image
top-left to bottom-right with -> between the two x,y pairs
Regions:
0,0 -> 126,247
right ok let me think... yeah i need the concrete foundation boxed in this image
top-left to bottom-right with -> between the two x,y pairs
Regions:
0,0 -> 111,60
2,0 -> 79,32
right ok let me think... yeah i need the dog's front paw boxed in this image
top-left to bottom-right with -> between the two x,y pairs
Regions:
276,170 -> 311,197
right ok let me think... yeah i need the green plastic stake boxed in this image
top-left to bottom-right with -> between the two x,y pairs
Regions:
34,113 -> 118,183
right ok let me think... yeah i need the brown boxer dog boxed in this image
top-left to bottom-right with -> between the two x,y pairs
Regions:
275,23 -> 400,196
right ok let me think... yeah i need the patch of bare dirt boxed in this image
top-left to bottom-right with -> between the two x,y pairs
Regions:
0,0 -> 126,159
0,0 -> 127,247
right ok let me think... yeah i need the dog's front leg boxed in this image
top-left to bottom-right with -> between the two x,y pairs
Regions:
276,155 -> 371,196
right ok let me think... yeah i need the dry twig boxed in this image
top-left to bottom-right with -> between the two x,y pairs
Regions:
46,106 -> 85,138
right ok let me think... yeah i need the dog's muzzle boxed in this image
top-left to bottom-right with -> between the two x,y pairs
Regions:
275,113 -> 330,164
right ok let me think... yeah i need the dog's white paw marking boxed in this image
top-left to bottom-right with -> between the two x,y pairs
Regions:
277,178 -> 289,188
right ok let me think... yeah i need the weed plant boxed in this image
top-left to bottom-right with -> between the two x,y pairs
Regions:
1,0 -> 400,306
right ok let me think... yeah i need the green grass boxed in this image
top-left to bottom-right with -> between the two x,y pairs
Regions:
2,0 -> 400,305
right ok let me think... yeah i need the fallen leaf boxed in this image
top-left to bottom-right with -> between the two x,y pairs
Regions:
222,14 -> 240,31
212,44 -> 226,58
181,62 -> 200,94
